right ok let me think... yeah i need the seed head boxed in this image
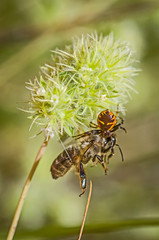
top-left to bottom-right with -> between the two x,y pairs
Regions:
25,33 -> 139,138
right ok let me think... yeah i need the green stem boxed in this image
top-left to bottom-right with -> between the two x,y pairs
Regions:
8,218 -> 159,239
7,137 -> 50,240
78,180 -> 92,240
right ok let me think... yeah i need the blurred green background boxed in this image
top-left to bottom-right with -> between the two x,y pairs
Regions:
0,0 -> 159,239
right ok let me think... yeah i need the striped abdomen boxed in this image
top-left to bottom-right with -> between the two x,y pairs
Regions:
50,146 -> 79,179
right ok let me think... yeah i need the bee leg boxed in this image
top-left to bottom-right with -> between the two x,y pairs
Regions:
107,135 -> 116,163
104,154 -> 107,163
93,155 -> 108,174
107,147 -> 114,164
79,162 -> 87,197
116,143 -> 124,162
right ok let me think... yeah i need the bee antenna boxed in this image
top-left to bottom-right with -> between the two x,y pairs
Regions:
116,143 -> 124,162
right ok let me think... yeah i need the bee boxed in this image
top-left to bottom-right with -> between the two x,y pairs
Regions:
50,109 -> 126,196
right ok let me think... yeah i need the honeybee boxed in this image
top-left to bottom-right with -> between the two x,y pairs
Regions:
50,109 -> 126,196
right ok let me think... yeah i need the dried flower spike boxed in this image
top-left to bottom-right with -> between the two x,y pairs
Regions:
26,32 -> 138,137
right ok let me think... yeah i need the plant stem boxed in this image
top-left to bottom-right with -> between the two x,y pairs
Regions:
78,180 -> 92,240
7,137 -> 50,240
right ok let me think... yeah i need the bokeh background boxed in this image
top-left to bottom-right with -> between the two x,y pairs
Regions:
0,0 -> 159,239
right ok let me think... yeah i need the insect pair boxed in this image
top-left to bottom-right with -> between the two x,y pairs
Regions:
50,109 -> 126,196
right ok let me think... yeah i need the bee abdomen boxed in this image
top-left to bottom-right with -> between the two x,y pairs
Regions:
50,146 -> 78,179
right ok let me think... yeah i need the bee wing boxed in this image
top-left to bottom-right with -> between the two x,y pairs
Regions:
57,135 -> 77,150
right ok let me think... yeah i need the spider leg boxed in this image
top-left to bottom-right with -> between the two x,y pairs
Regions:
89,121 -> 98,128
119,126 -> 127,133
111,118 -> 127,133
73,130 -> 101,140
114,104 -> 119,117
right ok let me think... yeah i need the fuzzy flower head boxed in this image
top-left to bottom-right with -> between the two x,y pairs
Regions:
26,33 -> 138,137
